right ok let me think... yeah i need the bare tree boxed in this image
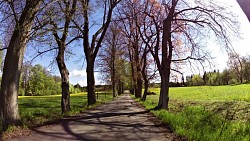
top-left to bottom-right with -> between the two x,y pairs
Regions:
0,0 -> 42,130
157,0 -> 238,109
97,23 -> 125,97
73,0 -> 121,105
227,52 -> 243,83
115,0 -> 144,98
133,0 -> 238,109
50,0 -> 78,113
135,0 -> 161,101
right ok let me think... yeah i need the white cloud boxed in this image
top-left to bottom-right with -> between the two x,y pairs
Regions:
69,69 -> 86,77
77,80 -> 87,87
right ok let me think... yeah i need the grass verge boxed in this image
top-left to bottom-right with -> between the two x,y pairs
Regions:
135,85 -> 250,141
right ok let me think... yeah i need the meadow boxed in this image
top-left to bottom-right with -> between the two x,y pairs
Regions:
18,92 -> 113,127
136,84 -> 250,141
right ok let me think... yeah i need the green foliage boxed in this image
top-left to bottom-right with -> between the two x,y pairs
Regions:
19,64 -> 62,96
191,75 -> 204,86
229,79 -> 239,85
207,72 -> 220,86
188,55 -> 250,86
136,85 -> 250,141
220,69 -> 231,85
69,84 -> 81,94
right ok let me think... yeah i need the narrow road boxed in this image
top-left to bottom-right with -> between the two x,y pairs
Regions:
7,91 -> 180,141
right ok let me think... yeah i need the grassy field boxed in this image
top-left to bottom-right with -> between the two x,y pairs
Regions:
0,91 -> 113,138
18,92 -> 113,126
136,84 -> 250,141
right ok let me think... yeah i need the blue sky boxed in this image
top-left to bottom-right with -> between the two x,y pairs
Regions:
25,0 -> 250,86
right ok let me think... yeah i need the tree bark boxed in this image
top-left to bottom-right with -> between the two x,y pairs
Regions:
157,0 -> 176,110
83,1 -> 96,105
0,0 -> 41,130
158,69 -> 171,109
111,43 -> 117,98
56,49 -> 70,113
134,45 -> 142,98
135,77 -> 143,98
141,57 -> 149,101
141,46 -> 149,101
128,46 -> 136,95
112,79 -> 117,98
86,60 -> 96,105
52,0 -> 77,113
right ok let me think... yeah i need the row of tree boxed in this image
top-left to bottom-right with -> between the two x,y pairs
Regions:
187,54 -> 250,86
0,0 -> 239,131
0,0 -> 122,130
97,0 -> 238,107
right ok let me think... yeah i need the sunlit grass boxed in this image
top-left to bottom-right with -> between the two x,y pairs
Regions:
18,91 -> 113,127
18,92 -> 87,99
149,84 -> 250,102
136,84 -> 250,141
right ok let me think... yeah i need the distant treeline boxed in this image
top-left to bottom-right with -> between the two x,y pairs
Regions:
186,55 -> 250,86
16,63 -> 82,96
74,84 -> 113,92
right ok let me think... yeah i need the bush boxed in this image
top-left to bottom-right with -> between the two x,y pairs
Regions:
229,79 -> 239,85
192,75 -> 204,86
18,88 -> 25,96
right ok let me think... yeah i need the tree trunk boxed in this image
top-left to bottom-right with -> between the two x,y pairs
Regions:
135,77 -> 142,98
141,79 -> 149,101
86,60 -> 96,105
0,1 -> 41,130
157,1 -> 176,109
158,70 -> 171,109
56,50 -> 70,113
111,46 -> 117,98
134,47 -> 142,98
53,0 -> 77,114
112,80 -> 117,98
128,46 -> 136,95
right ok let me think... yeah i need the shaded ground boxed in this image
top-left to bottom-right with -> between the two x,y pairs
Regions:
6,91 -> 181,141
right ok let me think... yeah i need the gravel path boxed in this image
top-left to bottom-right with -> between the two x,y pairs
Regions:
6,91 -> 181,141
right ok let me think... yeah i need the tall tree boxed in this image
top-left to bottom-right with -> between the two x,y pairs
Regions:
135,0 -> 161,101
138,0 -> 238,109
0,0 -> 42,130
227,52 -> 243,83
98,23 -> 125,97
159,0 -> 238,109
73,0 -> 121,105
50,0 -> 78,113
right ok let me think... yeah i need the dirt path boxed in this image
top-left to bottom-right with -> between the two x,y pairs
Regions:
6,91 -> 181,141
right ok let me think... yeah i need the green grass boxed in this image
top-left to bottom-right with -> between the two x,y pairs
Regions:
136,84 -> 250,141
18,92 -> 113,127
151,84 -> 250,101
